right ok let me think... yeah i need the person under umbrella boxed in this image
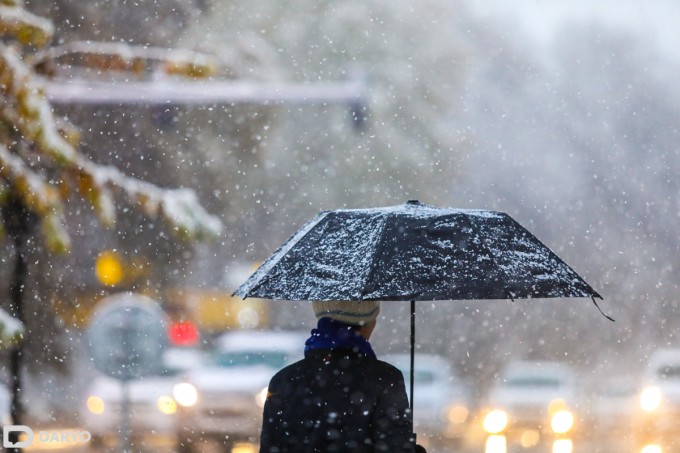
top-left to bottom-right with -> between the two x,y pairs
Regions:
259,299 -> 426,453
238,200 -> 606,453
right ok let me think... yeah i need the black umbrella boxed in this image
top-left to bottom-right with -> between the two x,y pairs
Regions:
234,200 -> 606,423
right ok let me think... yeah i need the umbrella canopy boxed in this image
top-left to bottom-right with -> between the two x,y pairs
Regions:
234,200 -> 605,434
234,200 -> 601,302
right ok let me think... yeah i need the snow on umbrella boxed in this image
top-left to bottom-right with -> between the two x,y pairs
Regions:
233,200 -> 605,423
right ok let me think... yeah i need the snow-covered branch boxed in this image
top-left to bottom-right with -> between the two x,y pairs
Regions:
0,4 -> 53,47
77,160 -> 222,241
0,44 -> 77,164
32,40 -> 220,79
0,143 -> 71,252
0,39 -> 222,249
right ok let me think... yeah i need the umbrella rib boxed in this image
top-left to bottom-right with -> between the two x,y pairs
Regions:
592,296 -> 614,322
460,214 -> 516,300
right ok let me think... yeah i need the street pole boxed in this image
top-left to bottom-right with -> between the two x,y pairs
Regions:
44,74 -> 369,132
120,379 -> 131,453
2,196 -> 37,453
119,313 -> 134,453
44,77 -> 366,107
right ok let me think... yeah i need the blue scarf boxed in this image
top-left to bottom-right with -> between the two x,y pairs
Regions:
304,317 -> 377,360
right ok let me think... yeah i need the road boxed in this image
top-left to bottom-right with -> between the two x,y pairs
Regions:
22,443 -> 631,453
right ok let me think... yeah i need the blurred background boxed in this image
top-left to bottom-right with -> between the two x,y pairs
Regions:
1,1 -> 680,452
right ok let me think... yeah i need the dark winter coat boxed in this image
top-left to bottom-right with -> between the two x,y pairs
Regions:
259,348 -> 414,453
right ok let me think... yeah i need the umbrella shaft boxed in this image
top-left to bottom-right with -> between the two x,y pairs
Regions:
410,299 -> 415,421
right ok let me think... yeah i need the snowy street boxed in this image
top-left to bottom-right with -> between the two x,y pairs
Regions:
3,1 -> 680,453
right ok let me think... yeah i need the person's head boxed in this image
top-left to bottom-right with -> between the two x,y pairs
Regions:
312,300 -> 380,339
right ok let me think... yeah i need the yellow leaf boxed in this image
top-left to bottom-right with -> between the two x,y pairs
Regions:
0,5 -> 53,47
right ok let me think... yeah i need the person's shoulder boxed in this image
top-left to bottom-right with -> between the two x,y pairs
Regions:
273,357 -> 306,375
268,358 -> 309,384
366,359 -> 406,389
374,358 -> 400,371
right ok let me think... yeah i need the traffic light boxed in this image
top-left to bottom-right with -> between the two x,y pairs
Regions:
168,320 -> 200,346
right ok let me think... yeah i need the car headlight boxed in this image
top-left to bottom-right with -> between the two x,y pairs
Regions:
484,409 -> 508,434
255,386 -> 269,409
445,404 -> 469,424
232,442 -> 258,453
157,395 -> 178,415
641,444 -> 663,453
640,386 -> 662,412
548,398 -> 567,414
485,434 -> 507,453
551,410 -> 574,434
553,439 -> 574,453
173,382 -> 198,407
86,396 -> 105,415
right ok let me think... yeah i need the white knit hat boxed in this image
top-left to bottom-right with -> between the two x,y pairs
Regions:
312,300 -> 381,326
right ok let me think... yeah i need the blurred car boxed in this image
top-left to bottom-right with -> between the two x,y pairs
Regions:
634,348 -> 680,453
480,361 -> 579,453
82,346 -> 205,448
173,329 -> 307,453
383,353 -> 472,449
589,376 -> 637,449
